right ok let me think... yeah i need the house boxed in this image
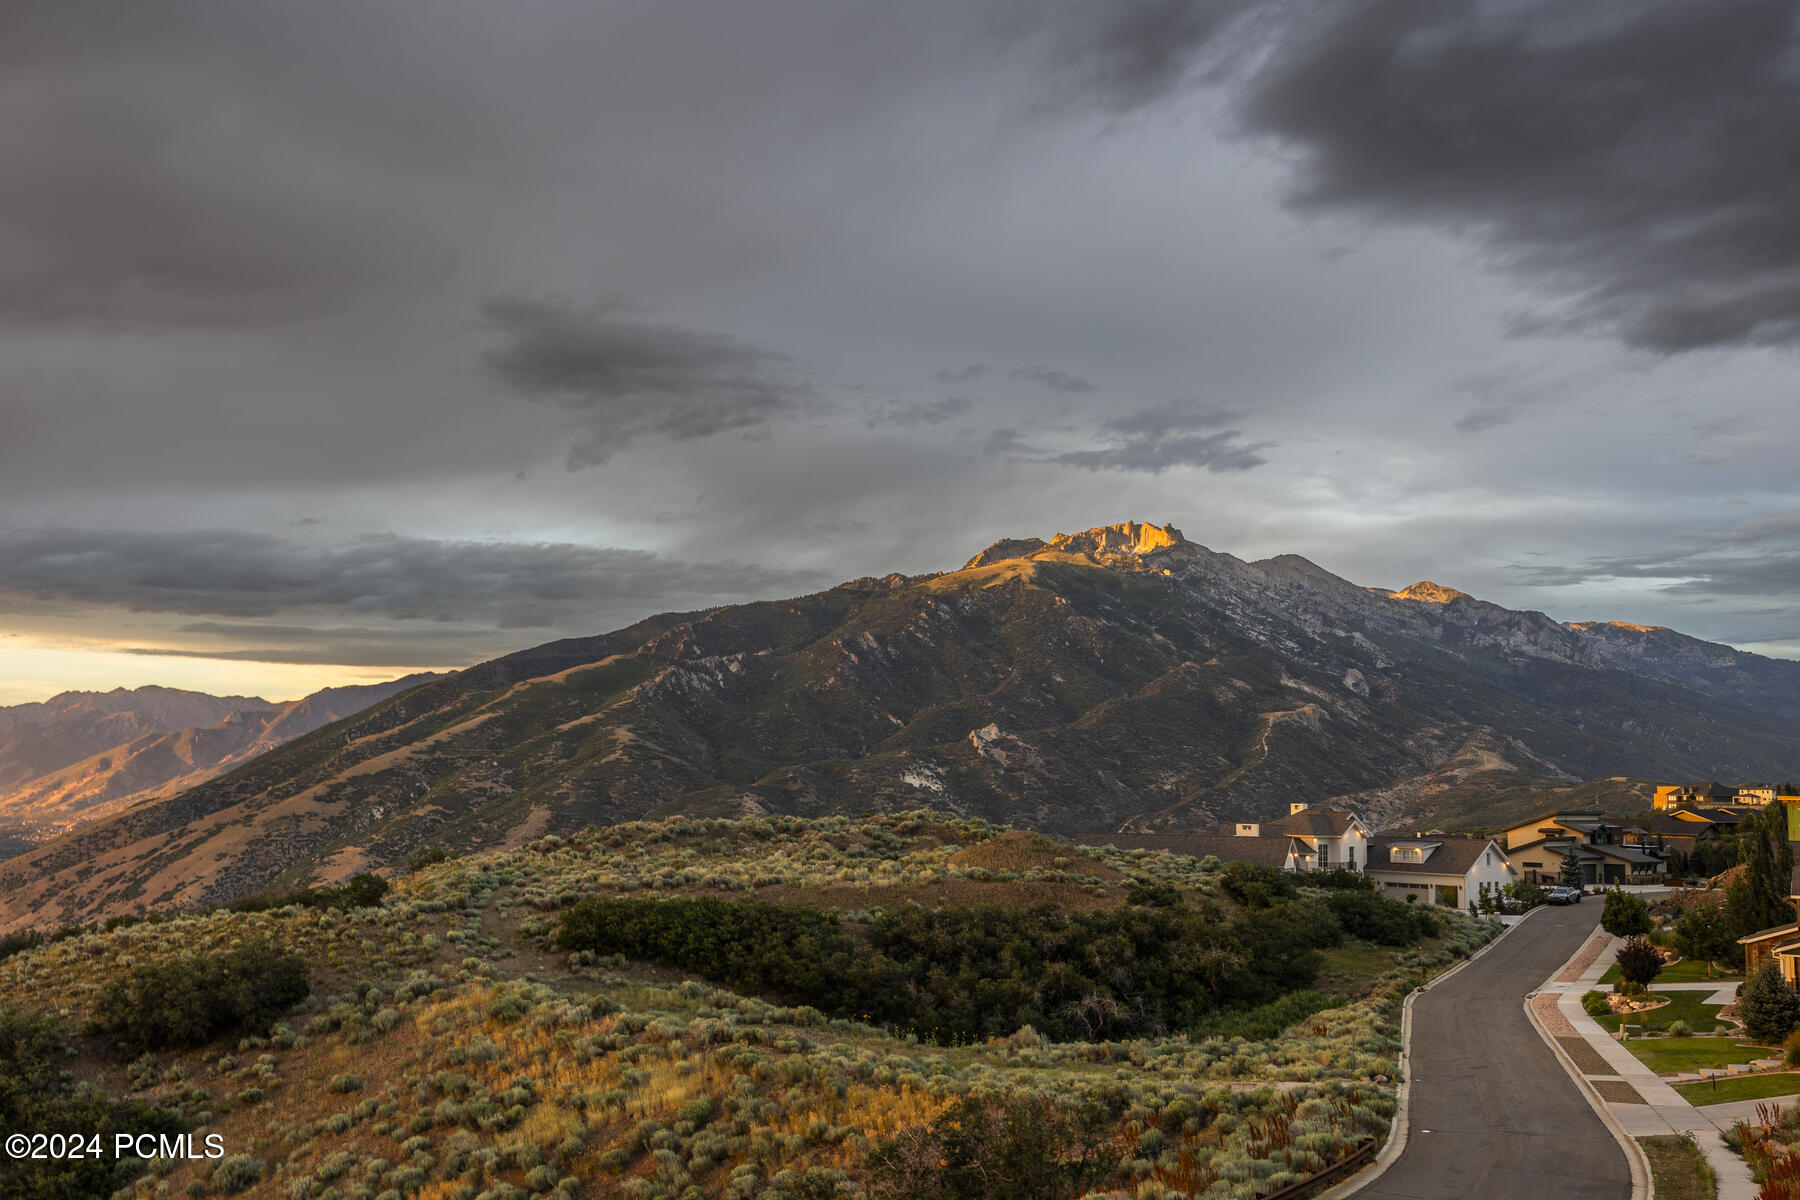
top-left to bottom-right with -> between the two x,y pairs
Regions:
1072,832 -> 1308,871
1738,855 -> 1800,985
1250,804 -> 1372,872
1364,836 -> 1516,909
1654,781 -> 1740,810
1626,814 -> 1734,859
1502,810 -> 1667,885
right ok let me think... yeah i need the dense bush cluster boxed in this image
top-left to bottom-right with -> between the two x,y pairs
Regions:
225,872 -> 390,914
0,1007 -> 187,1200
558,887 -> 1443,1044
864,1094 -> 1113,1200
86,941 -> 311,1054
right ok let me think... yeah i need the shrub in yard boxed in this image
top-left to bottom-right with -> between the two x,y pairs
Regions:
1614,937 -> 1664,987
1581,991 -> 1612,1017
1601,889 -> 1652,938
1666,1020 -> 1692,1037
1740,962 -> 1800,1044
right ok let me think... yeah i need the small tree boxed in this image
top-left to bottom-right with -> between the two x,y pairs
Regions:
1559,852 -> 1585,892
1614,936 -> 1664,988
1601,888 -> 1652,937
1739,962 -> 1800,1044
1672,903 -> 1740,978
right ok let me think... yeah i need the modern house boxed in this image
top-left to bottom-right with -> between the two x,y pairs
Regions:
1502,811 -> 1667,886
1363,836 -> 1517,909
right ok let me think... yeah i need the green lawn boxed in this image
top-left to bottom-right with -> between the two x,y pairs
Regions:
1600,959 -> 1742,985
1592,990 -> 1727,1034
1623,1037 -> 1771,1075
1675,1072 -> 1800,1107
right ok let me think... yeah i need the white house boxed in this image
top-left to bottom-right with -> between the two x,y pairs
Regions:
1363,836 -> 1517,909
1254,804 -> 1372,872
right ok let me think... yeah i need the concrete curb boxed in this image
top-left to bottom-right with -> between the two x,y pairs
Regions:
1313,913 -> 1527,1200
1522,926 -> 1654,1200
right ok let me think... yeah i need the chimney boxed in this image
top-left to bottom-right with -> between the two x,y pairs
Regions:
1235,822 -> 1260,838
1289,802 -> 1309,815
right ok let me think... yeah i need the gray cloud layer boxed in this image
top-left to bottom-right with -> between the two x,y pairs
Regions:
481,297 -> 815,467
2,0 -> 1798,691
0,528 -> 824,629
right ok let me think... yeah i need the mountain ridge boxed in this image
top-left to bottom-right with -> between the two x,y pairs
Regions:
0,521 -> 1793,931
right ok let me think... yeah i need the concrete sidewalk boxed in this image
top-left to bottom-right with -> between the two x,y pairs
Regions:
1531,932 -> 1761,1199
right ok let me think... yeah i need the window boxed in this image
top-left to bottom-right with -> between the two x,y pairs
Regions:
1391,846 -> 1423,863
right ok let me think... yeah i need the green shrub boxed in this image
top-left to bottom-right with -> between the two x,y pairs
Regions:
1666,1020 -> 1692,1037
1739,962 -> 1800,1043
86,941 -> 311,1055
1581,990 -> 1612,1017
211,1155 -> 264,1193
1,1007 -> 187,1200
1601,889 -> 1652,938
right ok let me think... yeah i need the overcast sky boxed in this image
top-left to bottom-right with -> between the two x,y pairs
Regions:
3,0 -> 1799,704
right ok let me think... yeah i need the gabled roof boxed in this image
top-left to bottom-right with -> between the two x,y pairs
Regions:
1503,809 -> 1602,830
1642,815 -> 1720,838
1685,780 -> 1734,798
1740,922 -> 1800,946
1366,837 -> 1508,877
1266,809 -> 1363,837
1073,833 -> 1302,869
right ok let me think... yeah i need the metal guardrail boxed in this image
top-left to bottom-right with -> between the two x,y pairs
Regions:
1258,1137 -> 1378,1200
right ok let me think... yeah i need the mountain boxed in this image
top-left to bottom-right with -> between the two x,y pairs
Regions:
2,520 -> 1796,931
0,676 -> 444,853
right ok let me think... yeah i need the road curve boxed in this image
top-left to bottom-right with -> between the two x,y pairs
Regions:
1355,903 -> 1631,1200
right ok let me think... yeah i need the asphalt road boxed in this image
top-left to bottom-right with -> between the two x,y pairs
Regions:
1355,902 -> 1632,1200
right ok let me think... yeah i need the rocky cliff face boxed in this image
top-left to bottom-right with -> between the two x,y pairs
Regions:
1,523 -> 1794,931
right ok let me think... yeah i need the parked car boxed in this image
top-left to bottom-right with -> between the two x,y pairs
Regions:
1546,886 -> 1583,905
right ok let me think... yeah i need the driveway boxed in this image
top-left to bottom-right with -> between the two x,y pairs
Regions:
1355,903 -> 1631,1200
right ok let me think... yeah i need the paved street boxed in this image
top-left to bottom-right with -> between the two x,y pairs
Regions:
1357,904 -> 1631,1200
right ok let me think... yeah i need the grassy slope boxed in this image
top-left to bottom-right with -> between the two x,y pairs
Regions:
0,813 -> 1498,1200
1636,1134 -> 1718,1200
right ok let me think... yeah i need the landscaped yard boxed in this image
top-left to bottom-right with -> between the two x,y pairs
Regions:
1592,990 -> 1727,1034
1623,1037 -> 1773,1076
1600,959 -> 1742,985
1675,1072 -> 1800,1107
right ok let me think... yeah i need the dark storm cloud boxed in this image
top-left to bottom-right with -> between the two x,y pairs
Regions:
1233,0 -> 1800,353
1052,401 -> 1269,473
863,396 -> 975,429
481,296 -> 816,468
0,2 -> 445,328
1517,510 -> 1800,597
932,364 -> 1098,393
1099,400 -> 1242,438
1045,0 -> 1262,114
0,528 -> 824,627
1054,431 -> 1271,474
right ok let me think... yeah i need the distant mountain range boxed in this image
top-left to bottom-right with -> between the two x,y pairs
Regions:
2,520 -> 1795,931
0,676 -> 444,855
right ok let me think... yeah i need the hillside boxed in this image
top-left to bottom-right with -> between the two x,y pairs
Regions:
0,676 -> 444,854
0,812 -> 1490,1200
2,521 -> 1796,930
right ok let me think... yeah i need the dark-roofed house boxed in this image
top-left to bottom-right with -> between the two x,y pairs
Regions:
1072,833 -> 1307,872
1261,804 -> 1372,872
1364,836 -> 1516,910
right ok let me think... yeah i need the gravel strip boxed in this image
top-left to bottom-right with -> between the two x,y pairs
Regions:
1556,934 -> 1611,983
1557,1036 -> 1618,1077
1591,1079 -> 1646,1105
1533,992 -> 1577,1037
